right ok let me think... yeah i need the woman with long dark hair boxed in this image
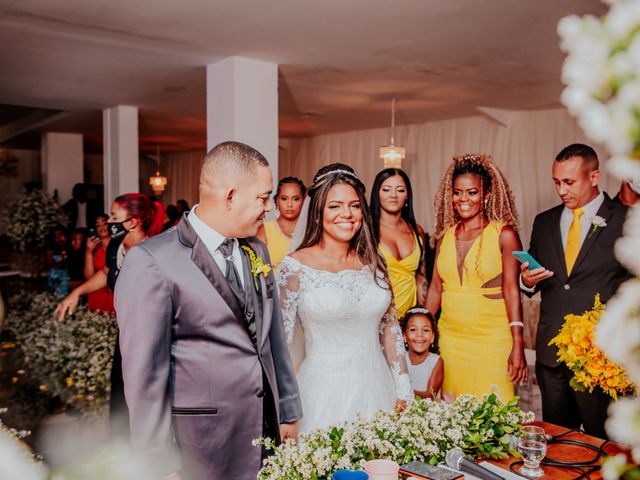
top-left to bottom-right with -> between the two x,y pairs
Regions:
371,168 -> 431,319
277,163 -> 412,434
425,154 -> 527,400
55,193 -> 164,435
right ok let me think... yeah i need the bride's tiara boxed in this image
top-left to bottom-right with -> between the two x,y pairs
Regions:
313,169 -> 359,184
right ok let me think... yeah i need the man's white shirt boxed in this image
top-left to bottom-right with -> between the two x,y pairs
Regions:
188,205 -> 245,288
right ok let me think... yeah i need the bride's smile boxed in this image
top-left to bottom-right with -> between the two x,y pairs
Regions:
323,183 -> 363,242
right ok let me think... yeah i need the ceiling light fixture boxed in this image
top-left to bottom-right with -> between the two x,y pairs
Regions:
379,98 -> 406,169
149,145 -> 168,196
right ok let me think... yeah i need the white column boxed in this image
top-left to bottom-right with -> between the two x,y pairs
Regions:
103,106 -> 139,207
41,132 -> 83,204
206,56 -> 279,185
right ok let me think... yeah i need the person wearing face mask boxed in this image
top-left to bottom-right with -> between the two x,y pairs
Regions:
370,168 -> 431,320
257,176 -> 306,269
520,144 -> 631,438
614,174 -> 640,206
55,193 -> 164,436
425,154 -> 527,402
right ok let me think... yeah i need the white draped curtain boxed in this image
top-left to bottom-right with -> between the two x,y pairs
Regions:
279,108 -> 617,247
158,151 -> 204,209
157,107 -> 617,248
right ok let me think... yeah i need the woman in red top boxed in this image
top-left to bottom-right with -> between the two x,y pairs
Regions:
84,214 -> 115,313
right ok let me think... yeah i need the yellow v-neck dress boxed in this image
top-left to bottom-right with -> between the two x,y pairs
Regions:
379,235 -> 421,320
436,221 -> 513,400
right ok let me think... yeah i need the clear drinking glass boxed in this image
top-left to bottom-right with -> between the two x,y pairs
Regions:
516,425 -> 547,477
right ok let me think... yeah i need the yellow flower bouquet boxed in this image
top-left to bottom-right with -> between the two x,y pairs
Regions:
549,295 -> 635,399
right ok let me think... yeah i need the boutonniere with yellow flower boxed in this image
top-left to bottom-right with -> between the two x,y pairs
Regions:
549,295 -> 634,399
588,215 -> 607,239
241,245 -> 272,290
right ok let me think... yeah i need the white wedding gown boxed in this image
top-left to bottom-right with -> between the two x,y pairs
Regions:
277,256 -> 413,434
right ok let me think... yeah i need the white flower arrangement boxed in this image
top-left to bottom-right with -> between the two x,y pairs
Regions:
0,408 -> 175,480
559,2 -> 640,478
254,394 -> 534,480
0,418 -> 47,480
3,189 -> 68,252
559,0 -> 640,177
5,292 -> 117,417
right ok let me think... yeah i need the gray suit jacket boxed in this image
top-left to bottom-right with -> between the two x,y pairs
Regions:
115,217 -> 302,479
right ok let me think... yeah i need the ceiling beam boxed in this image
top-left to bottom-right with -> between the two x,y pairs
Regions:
0,109 -> 70,143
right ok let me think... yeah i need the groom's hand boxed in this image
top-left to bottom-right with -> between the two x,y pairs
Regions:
520,263 -> 553,288
279,421 -> 299,442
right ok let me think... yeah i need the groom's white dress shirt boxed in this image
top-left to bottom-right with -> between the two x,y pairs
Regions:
188,205 -> 245,288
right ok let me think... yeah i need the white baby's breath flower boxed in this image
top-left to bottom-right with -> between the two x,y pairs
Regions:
615,205 -> 640,275
608,155 -> 640,181
605,2 -> 640,39
0,427 -> 47,480
602,453 -> 630,480
606,398 -> 640,460
596,279 -> 640,383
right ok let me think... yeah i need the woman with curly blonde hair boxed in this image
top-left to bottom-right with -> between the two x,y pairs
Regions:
425,154 -> 527,400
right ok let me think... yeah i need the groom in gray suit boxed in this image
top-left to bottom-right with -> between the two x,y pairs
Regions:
115,141 -> 302,480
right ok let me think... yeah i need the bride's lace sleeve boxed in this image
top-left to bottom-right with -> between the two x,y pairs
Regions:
379,300 -> 414,402
276,257 -> 302,344
277,257 -> 305,369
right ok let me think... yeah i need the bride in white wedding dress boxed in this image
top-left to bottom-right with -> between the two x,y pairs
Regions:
277,164 -> 413,434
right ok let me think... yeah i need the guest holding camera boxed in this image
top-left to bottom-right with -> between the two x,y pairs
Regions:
84,214 -> 115,314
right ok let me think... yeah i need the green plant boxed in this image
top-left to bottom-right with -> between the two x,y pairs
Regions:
5,292 -> 117,417
4,189 -> 68,252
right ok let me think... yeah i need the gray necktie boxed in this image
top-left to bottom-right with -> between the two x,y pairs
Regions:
219,238 -> 245,306
219,239 -> 257,345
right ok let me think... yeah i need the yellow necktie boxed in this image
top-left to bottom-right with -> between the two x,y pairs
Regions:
565,207 -> 584,274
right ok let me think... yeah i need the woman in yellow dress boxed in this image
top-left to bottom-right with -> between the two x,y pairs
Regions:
257,177 -> 306,268
425,154 -> 527,400
371,168 -> 430,320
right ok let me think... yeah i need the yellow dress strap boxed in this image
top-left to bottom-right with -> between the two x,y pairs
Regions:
379,234 -> 421,319
264,220 -> 291,267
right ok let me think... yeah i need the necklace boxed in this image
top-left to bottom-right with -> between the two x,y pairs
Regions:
276,218 -> 295,238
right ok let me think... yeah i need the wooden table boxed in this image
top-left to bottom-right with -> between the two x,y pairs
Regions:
490,421 -> 627,479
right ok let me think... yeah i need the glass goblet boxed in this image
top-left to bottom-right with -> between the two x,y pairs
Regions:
516,425 -> 547,477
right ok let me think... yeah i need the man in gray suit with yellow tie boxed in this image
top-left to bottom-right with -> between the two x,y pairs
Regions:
521,143 -> 630,439
116,141 -> 302,479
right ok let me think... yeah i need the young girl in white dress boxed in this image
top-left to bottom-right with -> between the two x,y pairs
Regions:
402,307 -> 444,400
277,164 -> 412,434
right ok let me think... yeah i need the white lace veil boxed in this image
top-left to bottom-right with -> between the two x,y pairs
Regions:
288,196 -> 310,253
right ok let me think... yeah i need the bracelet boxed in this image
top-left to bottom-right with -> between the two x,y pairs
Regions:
509,321 -> 524,328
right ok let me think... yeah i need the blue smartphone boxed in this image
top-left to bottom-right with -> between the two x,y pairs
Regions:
512,250 -> 543,270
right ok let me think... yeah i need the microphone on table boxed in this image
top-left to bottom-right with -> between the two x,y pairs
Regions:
445,448 -> 505,480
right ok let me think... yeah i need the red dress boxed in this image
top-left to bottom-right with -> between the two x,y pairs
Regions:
87,245 -> 115,314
